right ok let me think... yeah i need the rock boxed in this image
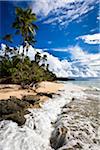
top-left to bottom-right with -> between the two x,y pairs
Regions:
37,92 -> 54,98
0,97 -> 30,126
50,126 -> 68,149
0,97 -> 30,116
72,97 -> 75,101
73,142 -> 82,149
22,95 -> 40,105
5,111 -> 26,126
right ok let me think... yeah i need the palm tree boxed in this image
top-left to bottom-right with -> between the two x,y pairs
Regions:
12,7 -> 38,56
41,54 -> 47,69
35,52 -> 41,64
46,64 -> 49,71
3,7 -> 38,59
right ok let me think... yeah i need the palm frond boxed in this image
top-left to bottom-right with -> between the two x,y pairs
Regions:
31,23 -> 38,30
15,7 -> 23,16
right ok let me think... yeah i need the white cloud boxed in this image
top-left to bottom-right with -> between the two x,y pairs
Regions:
52,45 -> 88,58
1,44 -> 100,77
67,45 -> 87,59
48,41 -> 52,44
27,45 -> 100,77
67,45 -> 100,63
48,45 -> 100,76
97,16 -> 100,20
31,0 -> 98,27
77,33 -> 100,44
52,48 -> 68,52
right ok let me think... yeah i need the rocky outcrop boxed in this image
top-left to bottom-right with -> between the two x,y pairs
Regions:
0,91 -> 55,126
50,92 -> 100,150
0,96 -> 30,126
0,95 -> 43,126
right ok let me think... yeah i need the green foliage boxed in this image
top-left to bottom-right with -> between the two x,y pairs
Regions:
0,7 -> 56,84
12,7 -> 38,46
0,52 -> 56,84
3,7 -> 38,57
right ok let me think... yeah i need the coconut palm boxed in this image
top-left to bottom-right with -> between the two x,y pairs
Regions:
41,54 -> 47,68
46,64 -> 49,71
42,54 -> 47,62
12,7 -> 38,56
35,52 -> 41,64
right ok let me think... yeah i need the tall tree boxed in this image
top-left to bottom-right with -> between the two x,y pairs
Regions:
12,7 -> 38,55
3,7 -> 38,57
41,54 -> 47,68
35,52 -> 41,64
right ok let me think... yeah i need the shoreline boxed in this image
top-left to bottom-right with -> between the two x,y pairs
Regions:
0,81 -> 64,126
0,82 -> 100,150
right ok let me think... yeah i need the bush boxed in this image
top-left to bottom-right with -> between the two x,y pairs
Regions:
0,55 -> 56,84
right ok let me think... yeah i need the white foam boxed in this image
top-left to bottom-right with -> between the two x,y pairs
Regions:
0,83 -> 99,150
0,85 -> 73,150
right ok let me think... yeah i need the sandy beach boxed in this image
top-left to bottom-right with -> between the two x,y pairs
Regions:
0,81 -> 64,100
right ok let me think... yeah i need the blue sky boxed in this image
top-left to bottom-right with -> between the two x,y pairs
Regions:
0,0 -> 100,60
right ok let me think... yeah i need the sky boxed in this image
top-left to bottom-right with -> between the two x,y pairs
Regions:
0,0 -> 100,61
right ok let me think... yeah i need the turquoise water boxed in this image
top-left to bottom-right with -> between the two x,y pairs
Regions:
64,77 -> 100,89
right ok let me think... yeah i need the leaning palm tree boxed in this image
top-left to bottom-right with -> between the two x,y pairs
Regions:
41,54 -> 47,68
12,7 -> 38,56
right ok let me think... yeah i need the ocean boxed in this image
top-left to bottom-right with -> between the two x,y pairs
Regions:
63,77 -> 100,89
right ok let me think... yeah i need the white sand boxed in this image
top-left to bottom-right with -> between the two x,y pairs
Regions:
0,81 -> 64,100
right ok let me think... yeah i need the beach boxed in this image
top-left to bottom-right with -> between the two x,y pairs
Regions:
0,81 -> 100,150
0,81 -> 64,100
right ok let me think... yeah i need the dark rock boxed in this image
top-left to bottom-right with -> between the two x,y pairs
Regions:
93,138 -> 97,144
37,92 -> 54,98
0,97 -> 30,126
5,111 -> 26,126
22,95 -> 40,105
50,126 -> 68,150
0,97 -> 30,116
72,97 -> 75,101
73,142 -> 82,149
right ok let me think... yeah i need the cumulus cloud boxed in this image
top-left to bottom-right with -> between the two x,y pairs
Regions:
49,45 -> 100,70
67,45 -> 100,63
1,44 -> 100,77
52,45 -> 88,58
28,45 -> 100,77
27,45 -> 100,77
77,33 -> 100,44
31,0 -> 98,27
